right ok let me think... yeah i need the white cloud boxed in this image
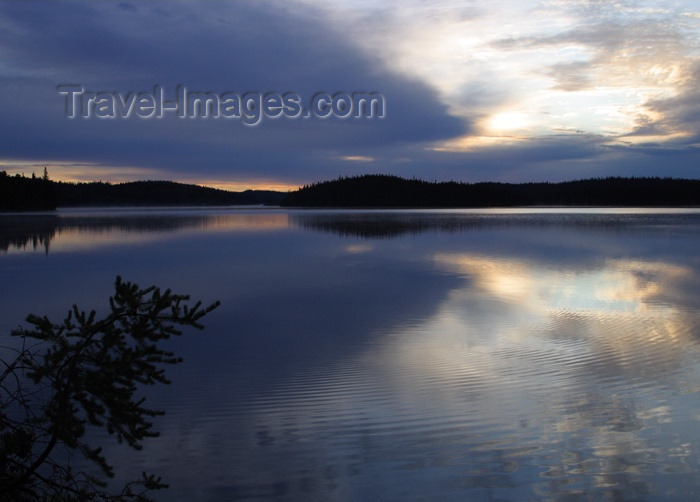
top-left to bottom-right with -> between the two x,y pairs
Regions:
297,0 -> 699,144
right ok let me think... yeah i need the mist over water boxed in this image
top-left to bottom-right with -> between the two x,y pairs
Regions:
1,208 -> 698,500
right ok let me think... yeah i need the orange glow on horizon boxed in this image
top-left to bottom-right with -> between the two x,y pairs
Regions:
0,161 -> 302,193
185,180 -> 302,193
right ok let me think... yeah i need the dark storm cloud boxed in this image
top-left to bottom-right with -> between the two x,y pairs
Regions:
0,1 -> 465,181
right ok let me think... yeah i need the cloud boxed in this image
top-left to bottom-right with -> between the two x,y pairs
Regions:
619,61 -> 700,151
490,16 -> 691,91
544,61 -> 595,91
0,0 -> 697,186
0,1 -> 465,183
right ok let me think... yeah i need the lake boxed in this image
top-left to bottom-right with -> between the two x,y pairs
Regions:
1,207 -> 699,500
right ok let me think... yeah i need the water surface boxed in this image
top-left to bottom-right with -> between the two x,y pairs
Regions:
1,208 -> 698,500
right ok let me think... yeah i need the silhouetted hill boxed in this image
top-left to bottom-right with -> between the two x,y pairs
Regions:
5,172 -> 699,212
281,175 -> 700,208
55,180 -> 285,207
1,174 -> 285,211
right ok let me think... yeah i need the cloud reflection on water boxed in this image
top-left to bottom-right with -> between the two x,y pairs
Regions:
200,222 -> 699,500
1,209 -> 698,500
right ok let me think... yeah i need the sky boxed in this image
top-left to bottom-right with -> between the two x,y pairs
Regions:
0,0 -> 698,191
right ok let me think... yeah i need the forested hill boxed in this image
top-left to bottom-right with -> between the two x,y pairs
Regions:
1,173 -> 285,211
55,180 -> 285,207
280,175 -> 700,208
4,172 -> 700,211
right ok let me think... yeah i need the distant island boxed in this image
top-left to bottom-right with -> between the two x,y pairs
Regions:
281,174 -> 700,208
2,171 -> 699,212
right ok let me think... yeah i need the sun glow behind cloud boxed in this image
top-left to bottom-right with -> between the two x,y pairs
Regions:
487,112 -> 531,132
301,0 -> 699,154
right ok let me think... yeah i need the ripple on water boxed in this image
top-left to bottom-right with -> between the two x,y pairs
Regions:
202,302 -> 699,500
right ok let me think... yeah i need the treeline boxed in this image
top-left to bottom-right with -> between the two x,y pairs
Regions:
0,173 -> 285,211
0,170 -> 57,211
281,174 -> 700,207
4,172 -> 699,211
55,180 -> 285,207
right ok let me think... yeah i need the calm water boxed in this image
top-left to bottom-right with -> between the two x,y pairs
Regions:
1,208 -> 699,500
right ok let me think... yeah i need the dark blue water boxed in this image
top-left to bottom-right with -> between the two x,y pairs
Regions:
1,208 -> 699,500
